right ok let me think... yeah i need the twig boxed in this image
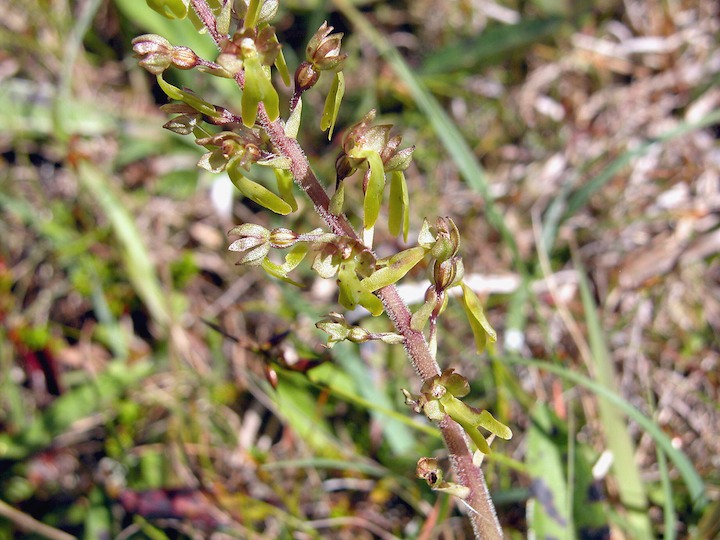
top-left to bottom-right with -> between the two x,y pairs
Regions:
0,499 -> 75,540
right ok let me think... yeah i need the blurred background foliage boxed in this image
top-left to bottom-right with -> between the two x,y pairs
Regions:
1,0 -> 719,538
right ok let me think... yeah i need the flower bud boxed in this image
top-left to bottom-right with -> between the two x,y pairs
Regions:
132,34 -> 173,75
430,217 -> 461,261
269,228 -> 299,249
294,61 -> 319,92
432,256 -> 464,291
171,46 -> 201,70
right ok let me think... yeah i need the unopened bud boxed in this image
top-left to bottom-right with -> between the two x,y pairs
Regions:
132,34 -> 173,75
433,256 -> 464,291
294,61 -> 319,92
171,46 -> 201,70
430,217 -> 461,261
270,228 -> 299,249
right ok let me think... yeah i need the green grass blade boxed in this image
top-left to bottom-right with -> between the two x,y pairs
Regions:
77,161 -> 171,328
501,356 -> 708,511
574,258 -> 652,538
526,403 -> 574,539
421,17 -> 565,76
0,361 -> 153,460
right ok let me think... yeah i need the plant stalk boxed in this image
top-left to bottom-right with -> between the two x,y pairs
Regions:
188,1 -> 504,536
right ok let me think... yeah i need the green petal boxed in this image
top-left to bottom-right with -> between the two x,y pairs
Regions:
358,289 -> 384,316
337,262 -> 361,310
440,395 -> 492,454
477,410 -> 512,440
227,159 -> 292,215
260,244 -> 308,287
244,0 -> 262,29
410,297 -> 436,331
274,48 -> 291,87
216,0 -> 232,34
321,72 -> 345,140
242,57 -> 279,126
146,0 -> 189,19
274,169 -> 298,212
460,282 -> 497,354
361,246 -> 426,292
156,75 -> 218,117
362,150 -> 386,230
388,171 -> 409,241
330,181 -> 345,215
261,259 -> 303,287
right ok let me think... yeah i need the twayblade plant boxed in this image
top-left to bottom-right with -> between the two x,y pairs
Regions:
133,1 -> 511,537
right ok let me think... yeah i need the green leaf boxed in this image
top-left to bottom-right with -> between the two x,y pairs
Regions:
77,162 -> 170,327
362,150 -> 386,230
460,282 -> 497,354
502,355 -> 708,512
421,17 -> 565,75
321,72 -> 345,140
575,256 -> 652,536
388,170 -> 409,241
361,246 -> 426,292
146,0 -> 189,19
227,159 -> 292,215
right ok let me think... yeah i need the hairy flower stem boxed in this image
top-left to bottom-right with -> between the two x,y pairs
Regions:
189,1 -> 503,536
